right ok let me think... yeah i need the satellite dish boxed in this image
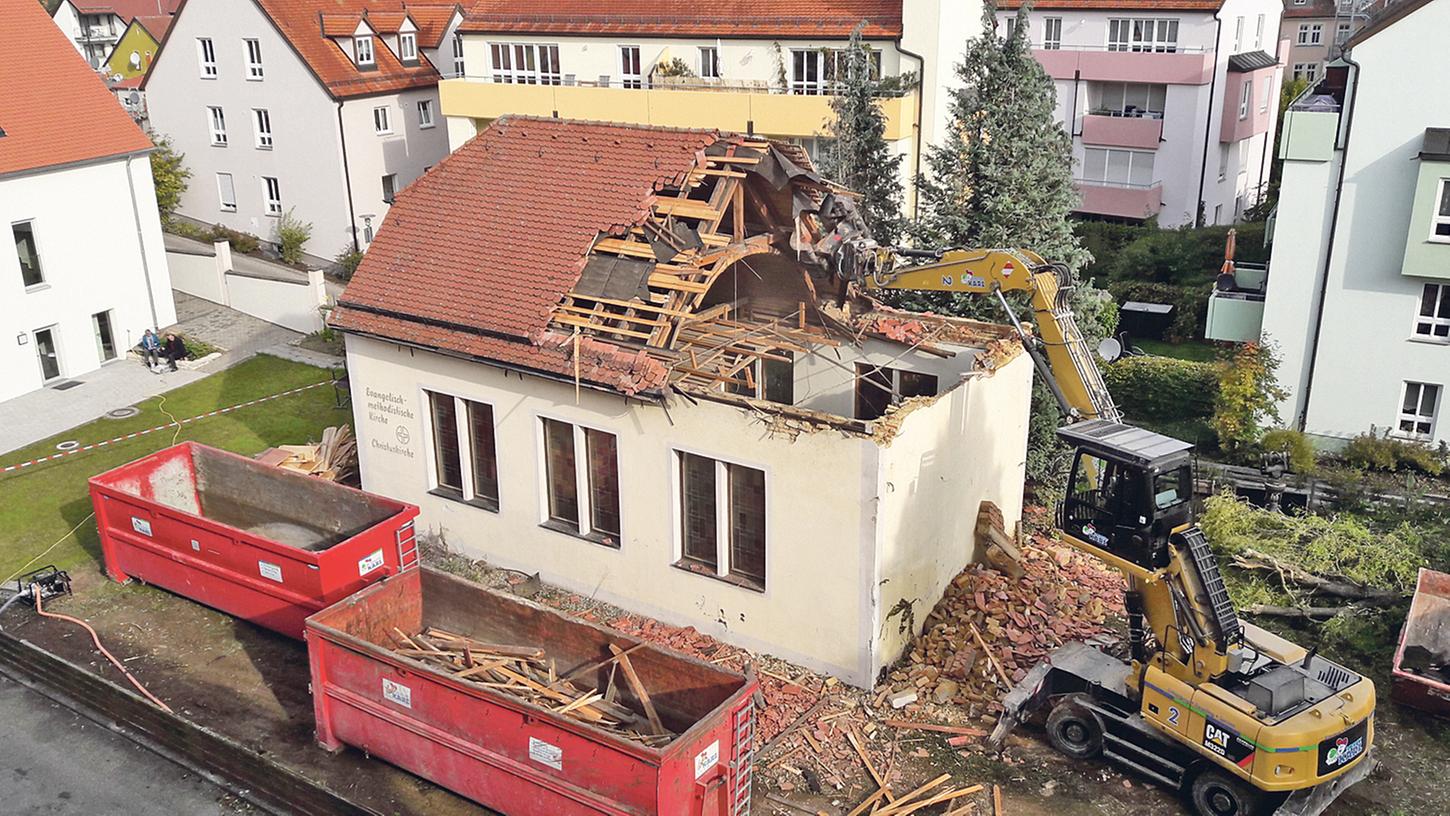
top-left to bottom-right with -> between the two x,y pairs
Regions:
127,92 -> 141,105
129,51 -> 142,69
1097,337 -> 1122,363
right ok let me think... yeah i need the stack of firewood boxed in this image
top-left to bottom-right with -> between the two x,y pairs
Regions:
257,425 -> 357,482
387,627 -> 675,746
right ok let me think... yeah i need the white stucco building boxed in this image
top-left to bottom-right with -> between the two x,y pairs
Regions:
1262,0 -> 1449,447
143,0 -> 460,262
437,0 -> 982,217
1,0 -> 175,403
331,117 -> 1034,686
998,0 -> 1286,227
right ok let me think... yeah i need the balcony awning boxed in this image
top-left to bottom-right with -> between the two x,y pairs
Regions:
1227,51 -> 1277,73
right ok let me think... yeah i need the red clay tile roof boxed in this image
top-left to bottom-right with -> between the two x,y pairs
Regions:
251,0 -> 451,98
460,0 -> 903,37
332,117 -> 720,393
0,0 -> 154,177
406,5 -> 460,47
71,0 -> 181,19
998,0 -> 1221,9
134,13 -> 174,39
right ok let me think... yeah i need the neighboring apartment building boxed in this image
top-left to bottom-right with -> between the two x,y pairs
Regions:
1,0 -> 175,403
1280,0 -> 1386,84
143,0 -> 461,261
997,0 -> 1286,227
331,117 -> 1034,686
438,0 -> 984,216
105,14 -> 171,81
51,0 -> 179,69
1261,0 -> 1449,447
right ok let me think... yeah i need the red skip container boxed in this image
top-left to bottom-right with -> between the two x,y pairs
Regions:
89,442 -> 420,639
305,567 -> 759,816
1391,567 -> 1450,717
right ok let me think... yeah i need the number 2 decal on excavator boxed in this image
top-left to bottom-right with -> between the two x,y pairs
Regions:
1167,706 -> 1180,726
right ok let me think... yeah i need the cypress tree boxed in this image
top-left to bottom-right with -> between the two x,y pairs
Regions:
821,24 -> 906,244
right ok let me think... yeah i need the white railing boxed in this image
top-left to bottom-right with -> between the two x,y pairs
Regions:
462,73 -> 909,98
1029,42 -> 1210,54
1074,178 -> 1163,189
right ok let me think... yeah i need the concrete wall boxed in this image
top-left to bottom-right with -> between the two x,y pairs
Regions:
1264,1 -> 1450,446
166,241 -> 227,303
342,332 -> 1031,685
167,240 -> 328,333
0,156 -> 176,402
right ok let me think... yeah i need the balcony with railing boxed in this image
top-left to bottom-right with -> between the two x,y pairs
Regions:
1205,263 -> 1268,342
1031,44 -> 1215,87
439,75 -> 915,141
1075,178 -> 1163,220
1082,110 -> 1164,150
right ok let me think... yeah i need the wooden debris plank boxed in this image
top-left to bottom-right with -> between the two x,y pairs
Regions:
652,199 -> 719,220
706,155 -> 762,165
846,728 -> 895,803
845,788 -> 891,816
553,305 -> 670,328
993,784 -> 1003,816
592,238 -> 659,258
550,314 -> 656,340
609,643 -> 665,736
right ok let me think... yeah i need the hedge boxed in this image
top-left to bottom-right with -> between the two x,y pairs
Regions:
1103,355 -> 1218,423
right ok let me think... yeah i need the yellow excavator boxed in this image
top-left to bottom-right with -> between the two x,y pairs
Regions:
838,245 -> 1376,816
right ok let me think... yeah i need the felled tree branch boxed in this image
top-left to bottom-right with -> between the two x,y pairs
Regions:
1231,548 -> 1402,605
1242,604 -> 1353,621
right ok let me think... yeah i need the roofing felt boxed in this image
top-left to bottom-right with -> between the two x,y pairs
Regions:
459,0 -> 903,37
248,0 -> 450,98
0,0 -> 154,177
1227,50 -> 1278,71
334,117 -> 719,350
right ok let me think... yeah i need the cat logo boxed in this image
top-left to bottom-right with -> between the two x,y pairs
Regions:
1203,721 -> 1256,765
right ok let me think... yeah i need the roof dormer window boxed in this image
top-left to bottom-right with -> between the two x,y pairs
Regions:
355,35 -> 375,67
399,32 -> 417,63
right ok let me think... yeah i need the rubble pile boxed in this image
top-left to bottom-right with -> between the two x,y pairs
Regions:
887,536 -> 1127,718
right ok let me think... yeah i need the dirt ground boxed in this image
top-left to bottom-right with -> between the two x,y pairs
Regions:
6,563 -> 1447,816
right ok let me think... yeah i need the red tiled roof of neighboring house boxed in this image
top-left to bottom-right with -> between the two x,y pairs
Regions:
134,13 -> 174,39
459,0 -> 903,37
998,0 -> 1221,9
1283,0 -> 1338,18
332,116 -> 720,394
0,0 -> 154,177
406,4 -> 459,47
151,0 -> 453,99
70,0 -> 180,19
366,11 -> 407,30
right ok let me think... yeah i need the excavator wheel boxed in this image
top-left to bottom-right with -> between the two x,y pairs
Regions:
1189,768 -> 1269,816
1045,696 -> 1102,760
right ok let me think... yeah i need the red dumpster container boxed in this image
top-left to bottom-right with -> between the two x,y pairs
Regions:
1392,567 -> 1450,717
88,442 -> 420,639
305,567 -> 759,816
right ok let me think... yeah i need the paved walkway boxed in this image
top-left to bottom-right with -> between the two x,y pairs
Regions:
0,293 -> 339,456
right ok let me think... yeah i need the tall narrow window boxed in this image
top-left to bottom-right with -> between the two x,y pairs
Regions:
1002,17 -> 1016,39
381,174 -> 397,204
93,310 -> 117,362
1255,14 -> 1265,48
399,32 -> 418,62
619,45 -> 642,88
252,108 -> 272,149
207,106 -> 227,146
855,364 -> 940,420
355,35 -> 375,66
1233,16 -> 1244,52
1239,79 -> 1252,120
429,392 -> 464,495
488,42 -> 561,84
262,176 -> 281,215
1398,382 -> 1441,439
728,464 -> 766,586
373,106 -> 391,135
417,99 -> 435,128
542,418 -> 580,526
791,48 -> 823,94
1043,17 -> 1063,50
244,38 -> 263,79
680,452 -> 718,568
452,32 -> 465,77
197,37 -> 216,77
467,401 -> 499,509
586,429 -> 621,541
699,46 -> 720,78
1416,283 -> 1450,340
762,354 -> 794,405
216,172 -> 236,211
1431,179 -> 1450,240
12,222 -> 43,288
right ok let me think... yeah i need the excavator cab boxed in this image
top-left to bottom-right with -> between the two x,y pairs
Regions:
1058,420 -> 1195,572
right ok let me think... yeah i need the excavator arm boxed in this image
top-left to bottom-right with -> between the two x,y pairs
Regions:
848,246 -> 1121,424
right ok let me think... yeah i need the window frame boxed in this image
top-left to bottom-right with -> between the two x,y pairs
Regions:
244,38 -> 263,79
215,172 -> 237,212
672,449 -> 767,592
1414,282 -> 1450,341
12,220 -> 45,289
252,108 -> 273,149
487,42 -> 562,85
1430,179 -> 1450,242
536,416 -> 623,547
1043,17 -> 1063,50
197,37 -> 216,78
1239,78 -> 1252,120
1080,147 -> 1157,187
1108,17 -> 1179,52
417,98 -> 435,129
355,35 -> 375,67
452,32 -> 465,77
207,105 -> 227,146
853,363 -> 941,420
423,389 -> 502,511
619,44 -> 642,89
262,176 -> 282,216
92,309 -> 117,363
399,32 -> 418,63
1297,23 -> 1323,46
373,105 -> 392,135
381,173 -> 397,204
699,45 -> 720,79
1396,381 -> 1441,440
1255,13 -> 1265,49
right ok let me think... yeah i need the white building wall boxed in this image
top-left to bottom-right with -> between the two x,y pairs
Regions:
342,332 -> 1031,685
339,86 -> 450,238
1285,2 -> 1450,446
0,157 -> 176,402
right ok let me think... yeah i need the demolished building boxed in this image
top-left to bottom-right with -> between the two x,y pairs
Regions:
330,116 -> 1033,686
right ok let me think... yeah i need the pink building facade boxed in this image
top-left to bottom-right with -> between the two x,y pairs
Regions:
998,0 -> 1286,227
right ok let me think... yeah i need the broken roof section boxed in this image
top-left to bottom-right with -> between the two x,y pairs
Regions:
332,116 -> 1019,417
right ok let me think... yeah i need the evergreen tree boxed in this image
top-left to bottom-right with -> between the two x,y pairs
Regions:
906,2 -> 1117,485
821,24 -> 906,244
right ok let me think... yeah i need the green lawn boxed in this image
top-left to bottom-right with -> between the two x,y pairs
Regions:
1133,337 -> 1222,362
0,355 -> 350,582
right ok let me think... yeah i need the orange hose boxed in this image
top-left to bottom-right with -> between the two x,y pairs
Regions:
33,590 -> 173,714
